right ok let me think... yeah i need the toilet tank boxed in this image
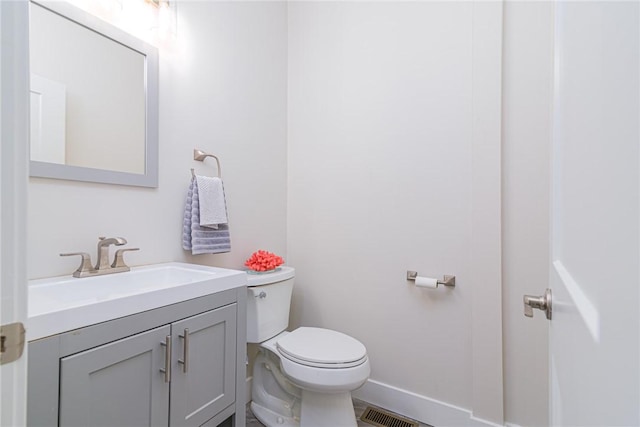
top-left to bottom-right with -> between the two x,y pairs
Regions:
246,266 -> 295,343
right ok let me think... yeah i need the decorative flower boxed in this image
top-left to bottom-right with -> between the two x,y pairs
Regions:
244,250 -> 284,272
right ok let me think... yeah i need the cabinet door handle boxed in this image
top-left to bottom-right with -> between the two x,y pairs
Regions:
160,335 -> 171,383
178,328 -> 189,373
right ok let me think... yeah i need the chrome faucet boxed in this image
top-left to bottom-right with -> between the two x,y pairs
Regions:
60,237 -> 139,278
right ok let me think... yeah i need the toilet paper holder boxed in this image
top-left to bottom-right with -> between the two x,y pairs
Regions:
406,271 -> 456,287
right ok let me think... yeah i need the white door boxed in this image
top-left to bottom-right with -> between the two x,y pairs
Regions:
547,1 -> 639,425
0,1 -> 30,426
29,73 -> 66,165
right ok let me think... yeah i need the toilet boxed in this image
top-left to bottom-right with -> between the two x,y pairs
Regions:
247,266 -> 370,427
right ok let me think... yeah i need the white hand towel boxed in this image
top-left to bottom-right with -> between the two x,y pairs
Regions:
183,177 -> 231,255
195,175 -> 228,229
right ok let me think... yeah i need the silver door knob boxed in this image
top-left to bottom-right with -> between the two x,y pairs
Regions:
523,288 -> 552,320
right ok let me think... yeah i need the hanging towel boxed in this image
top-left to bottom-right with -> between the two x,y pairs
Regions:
195,175 -> 228,229
183,177 -> 231,255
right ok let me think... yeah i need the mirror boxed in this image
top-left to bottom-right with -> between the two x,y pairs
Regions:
29,1 -> 159,187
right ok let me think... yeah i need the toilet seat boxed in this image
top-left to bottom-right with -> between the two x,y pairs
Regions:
277,327 -> 367,369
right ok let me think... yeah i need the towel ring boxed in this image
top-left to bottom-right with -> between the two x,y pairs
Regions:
191,148 -> 221,178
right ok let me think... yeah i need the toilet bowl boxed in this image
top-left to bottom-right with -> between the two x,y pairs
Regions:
246,267 -> 370,427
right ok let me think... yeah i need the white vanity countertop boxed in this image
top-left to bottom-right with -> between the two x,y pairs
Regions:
27,262 -> 247,341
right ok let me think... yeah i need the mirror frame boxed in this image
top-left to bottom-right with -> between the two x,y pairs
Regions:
29,1 -> 159,188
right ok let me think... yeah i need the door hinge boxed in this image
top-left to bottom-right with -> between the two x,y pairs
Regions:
0,322 -> 26,365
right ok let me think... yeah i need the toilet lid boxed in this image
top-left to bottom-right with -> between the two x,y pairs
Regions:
276,327 -> 367,368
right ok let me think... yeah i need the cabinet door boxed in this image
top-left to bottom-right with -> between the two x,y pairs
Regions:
59,325 -> 171,427
170,304 -> 237,427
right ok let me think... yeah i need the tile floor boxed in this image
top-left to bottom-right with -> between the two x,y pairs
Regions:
246,398 -> 430,427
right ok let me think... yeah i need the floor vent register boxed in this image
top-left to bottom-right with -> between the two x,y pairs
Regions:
360,406 -> 420,427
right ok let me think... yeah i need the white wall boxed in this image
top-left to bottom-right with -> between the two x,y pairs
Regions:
287,2 -> 503,424
502,3 -> 554,426
28,1 -> 288,279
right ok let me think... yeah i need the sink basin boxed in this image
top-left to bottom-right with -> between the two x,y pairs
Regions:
28,262 -> 247,341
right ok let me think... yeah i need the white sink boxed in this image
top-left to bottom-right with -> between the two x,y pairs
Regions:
28,262 -> 247,341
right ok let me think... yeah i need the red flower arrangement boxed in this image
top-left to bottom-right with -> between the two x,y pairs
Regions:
244,250 -> 284,272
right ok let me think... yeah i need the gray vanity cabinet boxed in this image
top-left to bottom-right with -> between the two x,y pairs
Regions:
170,305 -> 237,427
28,288 -> 247,427
58,325 -> 171,427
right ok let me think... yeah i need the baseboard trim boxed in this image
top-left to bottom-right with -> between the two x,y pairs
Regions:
247,376 -> 522,427
352,379 -> 508,427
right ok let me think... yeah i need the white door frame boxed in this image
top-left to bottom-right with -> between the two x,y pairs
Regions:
0,1 -> 30,426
